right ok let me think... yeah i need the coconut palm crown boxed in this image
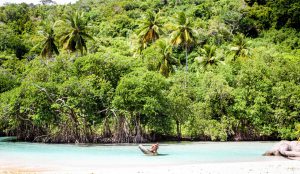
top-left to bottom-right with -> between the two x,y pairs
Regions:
59,11 -> 94,56
195,44 -> 223,69
137,11 -> 164,50
230,33 -> 250,61
40,27 -> 59,58
171,12 -> 196,49
156,39 -> 178,77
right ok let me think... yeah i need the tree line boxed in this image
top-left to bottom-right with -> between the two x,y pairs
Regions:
0,0 -> 300,143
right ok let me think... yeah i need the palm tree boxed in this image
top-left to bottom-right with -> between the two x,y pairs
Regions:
171,12 -> 196,85
58,11 -> 94,56
195,44 -> 222,69
230,33 -> 249,61
137,11 -> 163,50
32,22 -> 59,59
40,27 -> 59,59
156,39 -> 178,77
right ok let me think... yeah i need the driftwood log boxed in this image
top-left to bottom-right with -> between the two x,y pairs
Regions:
263,141 -> 300,160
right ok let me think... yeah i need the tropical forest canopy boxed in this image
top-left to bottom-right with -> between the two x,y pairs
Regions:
0,0 -> 300,143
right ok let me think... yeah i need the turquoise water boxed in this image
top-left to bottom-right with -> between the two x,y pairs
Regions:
0,138 -> 278,170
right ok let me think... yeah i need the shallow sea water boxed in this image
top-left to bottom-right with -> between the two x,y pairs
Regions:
0,138 -> 280,170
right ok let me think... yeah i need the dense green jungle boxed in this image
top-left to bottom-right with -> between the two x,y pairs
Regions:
0,0 -> 300,143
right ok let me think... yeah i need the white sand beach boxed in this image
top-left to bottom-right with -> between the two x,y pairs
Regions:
1,159 -> 300,174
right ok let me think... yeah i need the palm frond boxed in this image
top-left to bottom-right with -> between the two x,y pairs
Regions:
177,12 -> 186,25
80,32 -> 95,41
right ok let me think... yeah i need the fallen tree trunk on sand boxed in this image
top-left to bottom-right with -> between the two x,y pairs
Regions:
263,141 -> 300,160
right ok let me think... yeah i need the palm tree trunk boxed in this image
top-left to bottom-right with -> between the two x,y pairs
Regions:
185,43 -> 188,88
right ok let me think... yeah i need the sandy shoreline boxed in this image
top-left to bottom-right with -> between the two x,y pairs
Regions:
1,159 -> 300,174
